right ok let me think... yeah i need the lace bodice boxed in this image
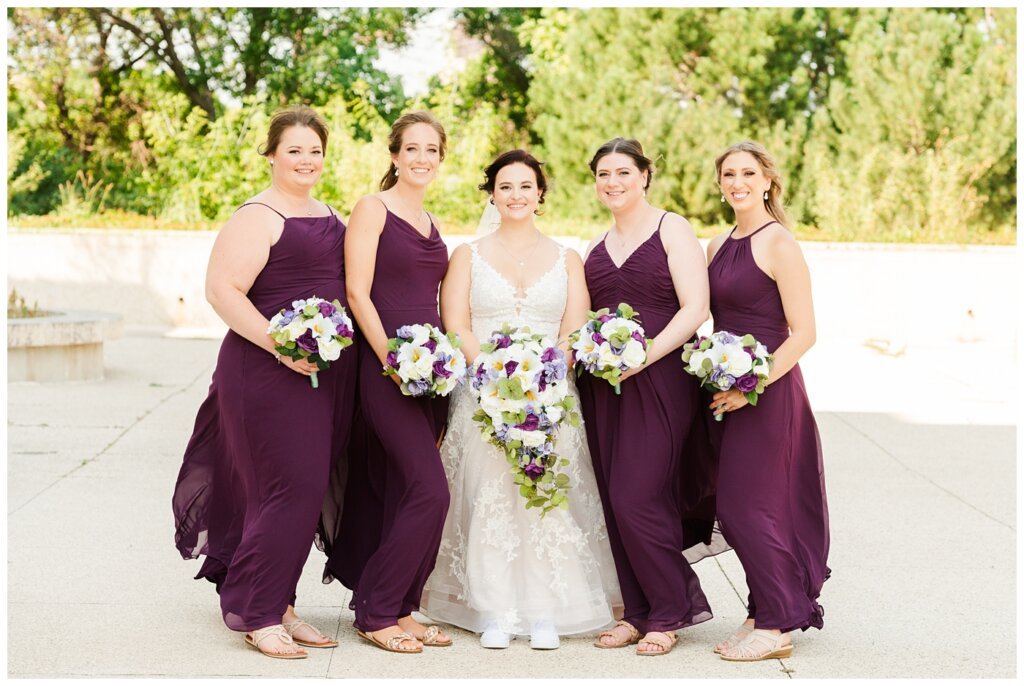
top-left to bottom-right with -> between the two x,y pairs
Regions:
468,241 -> 567,341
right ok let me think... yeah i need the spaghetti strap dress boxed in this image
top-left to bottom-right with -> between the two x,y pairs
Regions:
172,202 -> 357,632
577,212 -> 716,636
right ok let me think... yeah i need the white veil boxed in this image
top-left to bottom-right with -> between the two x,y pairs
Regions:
475,198 -> 502,237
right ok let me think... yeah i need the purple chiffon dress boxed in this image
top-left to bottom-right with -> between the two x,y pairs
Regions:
578,212 -> 717,636
321,202 -> 450,633
172,202 -> 357,632
707,221 -> 830,633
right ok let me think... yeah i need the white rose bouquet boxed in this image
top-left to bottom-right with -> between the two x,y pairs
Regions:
681,331 -> 773,421
569,303 -> 651,395
382,323 -> 467,398
267,297 -> 354,388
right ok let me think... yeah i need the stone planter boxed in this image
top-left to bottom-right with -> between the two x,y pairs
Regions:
8,311 -> 123,382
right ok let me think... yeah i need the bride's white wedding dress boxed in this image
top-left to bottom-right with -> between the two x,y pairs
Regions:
420,241 -> 622,637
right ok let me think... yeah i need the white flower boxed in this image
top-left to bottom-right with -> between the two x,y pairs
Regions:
597,341 -> 621,370
397,345 -> 433,380
686,350 -> 708,376
546,405 -> 563,424
520,430 -> 547,448
308,314 -> 338,340
317,337 -> 342,362
622,339 -> 646,368
721,343 -> 753,376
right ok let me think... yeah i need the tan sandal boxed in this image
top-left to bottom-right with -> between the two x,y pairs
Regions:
713,622 -> 754,654
593,620 -> 640,649
637,630 -> 678,656
720,629 -> 792,661
283,619 -> 338,648
413,624 -> 452,647
244,624 -> 308,659
357,629 -> 422,654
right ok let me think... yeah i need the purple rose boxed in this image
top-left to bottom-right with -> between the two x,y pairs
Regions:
504,360 -> 519,376
524,461 -> 545,480
337,325 -> 354,339
592,332 -> 605,345
736,374 -> 758,393
296,330 -> 318,354
317,301 -> 336,317
423,338 -> 437,353
385,350 -> 399,368
516,414 -> 540,431
631,330 -> 646,345
599,314 -> 614,323
433,359 -> 452,379
495,335 -> 513,349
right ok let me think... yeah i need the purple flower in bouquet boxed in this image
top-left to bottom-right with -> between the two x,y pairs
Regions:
505,360 -> 519,376
592,331 -> 605,345
279,309 -> 296,326
386,350 -> 399,368
524,461 -> 545,480
516,413 -> 540,432
407,378 -> 431,396
736,373 -> 758,393
396,325 -> 415,339
631,330 -> 646,345
432,354 -> 453,379
317,301 -> 336,318
424,338 -> 437,354
495,335 -> 512,349
599,314 -> 614,323
296,330 -> 318,354
710,368 -> 735,389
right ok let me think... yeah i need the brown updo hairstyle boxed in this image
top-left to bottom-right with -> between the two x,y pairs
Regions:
258,105 -> 328,157
478,149 -> 548,211
588,137 -> 655,190
379,110 -> 448,191
715,140 -> 790,228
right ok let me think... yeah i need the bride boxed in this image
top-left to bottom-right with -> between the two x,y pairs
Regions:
420,150 -> 622,649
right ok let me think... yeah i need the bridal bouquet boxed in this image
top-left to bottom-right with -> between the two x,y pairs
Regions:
681,331 -> 773,421
570,303 -> 651,394
469,324 -> 581,516
383,323 -> 467,398
267,297 -> 354,389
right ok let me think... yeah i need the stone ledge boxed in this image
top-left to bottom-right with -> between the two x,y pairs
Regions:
8,311 -> 123,349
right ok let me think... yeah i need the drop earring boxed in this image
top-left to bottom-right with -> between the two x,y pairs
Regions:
763,190 -> 769,200
720,194 -> 725,203
394,168 -> 399,177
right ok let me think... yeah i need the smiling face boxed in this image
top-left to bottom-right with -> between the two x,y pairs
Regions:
718,151 -> 772,213
492,162 -> 541,221
267,125 -> 324,189
594,152 -> 648,213
392,122 -> 442,188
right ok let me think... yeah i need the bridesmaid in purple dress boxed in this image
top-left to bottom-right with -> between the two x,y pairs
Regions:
579,138 -> 714,656
332,111 -> 453,654
706,141 -> 830,661
172,106 -> 356,659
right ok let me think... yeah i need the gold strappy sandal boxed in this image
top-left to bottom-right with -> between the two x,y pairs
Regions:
593,620 -> 640,649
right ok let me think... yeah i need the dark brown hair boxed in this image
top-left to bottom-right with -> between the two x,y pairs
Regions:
588,137 -> 655,190
478,149 -> 548,205
258,105 -> 328,156
379,110 -> 447,191
715,140 -> 790,228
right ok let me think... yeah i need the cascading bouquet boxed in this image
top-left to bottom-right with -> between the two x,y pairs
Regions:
569,303 -> 651,395
267,296 -> 355,389
382,323 -> 467,397
681,331 -> 773,421
469,324 -> 581,516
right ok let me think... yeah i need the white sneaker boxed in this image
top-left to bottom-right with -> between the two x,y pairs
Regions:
529,619 -> 560,650
480,620 -> 512,649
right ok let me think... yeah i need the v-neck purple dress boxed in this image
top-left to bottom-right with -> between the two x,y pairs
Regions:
321,204 -> 451,632
578,212 -> 716,636
706,221 -> 830,633
172,202 -> 357,632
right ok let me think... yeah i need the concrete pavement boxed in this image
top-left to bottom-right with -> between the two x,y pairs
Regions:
6,330 -> 1017,678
